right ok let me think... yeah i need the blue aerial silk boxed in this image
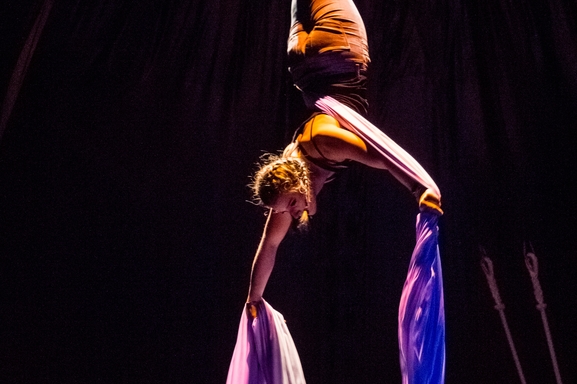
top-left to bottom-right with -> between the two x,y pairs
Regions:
316,96 -> 445,383
398,212 -> 445,384
227,97 -> 445,383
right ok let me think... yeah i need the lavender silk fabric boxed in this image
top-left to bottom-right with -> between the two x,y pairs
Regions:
226,300 -> 306,384
316,96 -> 445,384
315,96 -> 440,198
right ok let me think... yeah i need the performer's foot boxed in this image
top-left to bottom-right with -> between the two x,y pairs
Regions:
419,189 -> 443,216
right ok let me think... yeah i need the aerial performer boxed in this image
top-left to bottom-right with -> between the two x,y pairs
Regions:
227,0 -> 445,383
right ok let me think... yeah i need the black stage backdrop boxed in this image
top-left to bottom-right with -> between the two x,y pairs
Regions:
1,1 -> 576,383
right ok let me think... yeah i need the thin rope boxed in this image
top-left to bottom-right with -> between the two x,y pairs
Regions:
524,243 -> 563,384
480,249 -> 527,384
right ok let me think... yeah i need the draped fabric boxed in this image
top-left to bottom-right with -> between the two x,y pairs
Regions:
398,212 -> 444,384
227,300 -> 306,384
316,96 -> 445,383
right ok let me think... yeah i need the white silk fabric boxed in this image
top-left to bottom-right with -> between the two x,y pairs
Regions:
226,300 -> 306,384
316,97 -> 445,384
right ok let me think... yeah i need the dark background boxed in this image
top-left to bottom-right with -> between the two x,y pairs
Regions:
1,0 -> 576,383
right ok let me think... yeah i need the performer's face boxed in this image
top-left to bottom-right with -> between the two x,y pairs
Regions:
269,191 -> 308,220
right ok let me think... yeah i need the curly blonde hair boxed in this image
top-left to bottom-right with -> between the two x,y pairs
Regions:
250,154 -> 311,208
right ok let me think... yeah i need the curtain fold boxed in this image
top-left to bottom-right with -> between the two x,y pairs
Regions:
0,0 -> 54,142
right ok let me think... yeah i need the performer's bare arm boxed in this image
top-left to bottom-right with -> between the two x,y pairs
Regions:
246,209 -> 292,303
297,115 -> 383,168
299,114 -> 423,193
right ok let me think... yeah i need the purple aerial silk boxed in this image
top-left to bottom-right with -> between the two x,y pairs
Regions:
226,299 -> 306,384
398,212 -> 445,383
316,96 -> 445,383
227,96 -> 445,383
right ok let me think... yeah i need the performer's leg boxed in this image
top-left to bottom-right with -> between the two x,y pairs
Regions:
288,0 -> 369,66
289,1 -> 442,214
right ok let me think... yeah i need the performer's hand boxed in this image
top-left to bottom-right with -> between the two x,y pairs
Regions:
246,301 -> 259,319
419,189 -> 443,216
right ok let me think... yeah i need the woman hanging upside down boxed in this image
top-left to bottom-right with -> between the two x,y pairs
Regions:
246,0 -> 442,310
228,0 -> 446,382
